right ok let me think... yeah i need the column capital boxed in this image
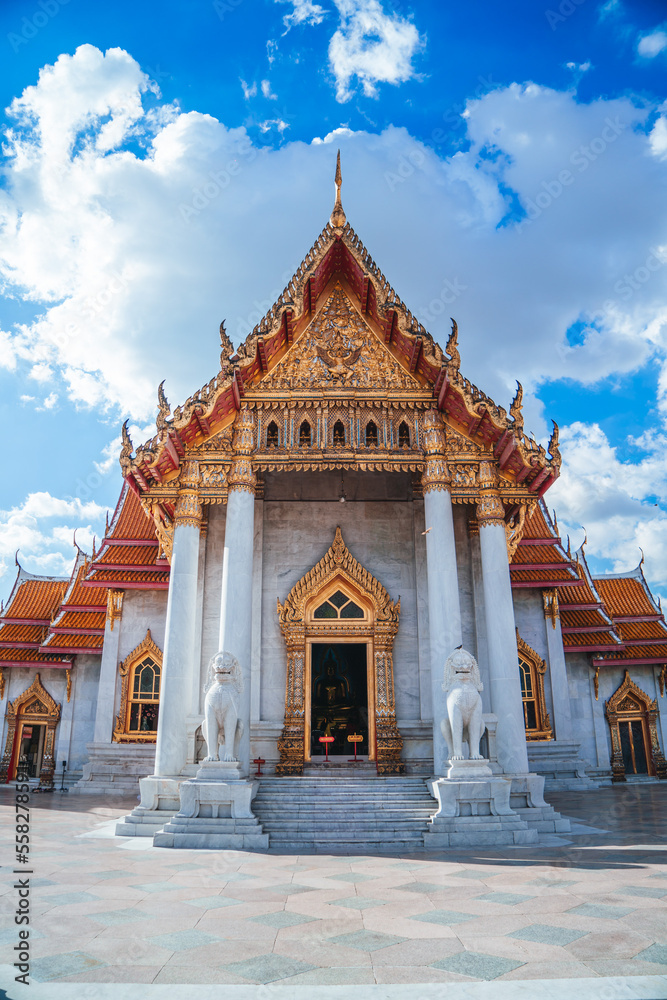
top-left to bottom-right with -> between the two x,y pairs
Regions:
229,410 -> 257,494
422,408 -> 450,493
422,407 -> 446,455
174,460 -> 202,528
422,455 -> 451,493
476,459 -> 504,526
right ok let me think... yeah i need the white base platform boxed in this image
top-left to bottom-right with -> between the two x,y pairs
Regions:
153,761 -> 269,849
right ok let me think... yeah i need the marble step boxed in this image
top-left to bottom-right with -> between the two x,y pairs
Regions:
271,840 -> 425,852
253,775 -> 436,849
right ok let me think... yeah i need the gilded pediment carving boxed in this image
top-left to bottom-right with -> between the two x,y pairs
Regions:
444,423 -> 483,456
260,284 -> 421,392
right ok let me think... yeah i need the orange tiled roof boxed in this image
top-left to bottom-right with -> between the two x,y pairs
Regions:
0,569 -> 71,667
0,647 -> 69,665
42,551 -> 107,652
84,484 -> 169,590
591,566 -> 667,665
1,575 -> 67,622
510,501 -> 578,587
595,575 -> 658,619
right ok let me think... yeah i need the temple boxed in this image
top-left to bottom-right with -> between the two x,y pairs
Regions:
1,156 -> 666,846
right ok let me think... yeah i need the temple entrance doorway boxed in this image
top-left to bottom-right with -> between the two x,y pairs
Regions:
17,723 -> 46,779
309,642 -> 369,759
618,718 -> 650,775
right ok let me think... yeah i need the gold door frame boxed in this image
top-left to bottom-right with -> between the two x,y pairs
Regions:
605,670 -> 667,782
305,636 -> 375,763
276,527 -> 404,775
0,673 -> 61,789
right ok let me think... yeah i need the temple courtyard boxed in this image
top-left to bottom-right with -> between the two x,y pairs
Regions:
1,783 -> 666,999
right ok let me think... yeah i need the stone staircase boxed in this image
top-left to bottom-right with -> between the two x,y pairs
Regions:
253,774 -> 438,852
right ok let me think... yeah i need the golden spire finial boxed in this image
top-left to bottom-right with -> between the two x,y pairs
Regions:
330,149 -> 346,228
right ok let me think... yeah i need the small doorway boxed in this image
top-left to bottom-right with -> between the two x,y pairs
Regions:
310,643 -> 369,758
618,718 -> 650,775
605,671 -> 667,781
17,723 -> 46,779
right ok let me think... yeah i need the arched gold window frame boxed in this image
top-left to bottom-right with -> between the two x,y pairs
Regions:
516,630 -> 553,741
113,629 -> 163,743
605,671 -> 667,782
276,527 -> 403,776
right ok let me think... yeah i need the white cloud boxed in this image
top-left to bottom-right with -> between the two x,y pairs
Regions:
548,422 -> 667,594
278,0 -> 327,29
312,126 -> 354,144
40,392 -> 58,410
328,0 -> 424,101
240,79 -> 257,100
0,492 -> 107,585
259,118 -> 290,133
637,28 -> 667,58
261,79 -> 278,99
2,48 -> 667,597
94,422 -> 155,476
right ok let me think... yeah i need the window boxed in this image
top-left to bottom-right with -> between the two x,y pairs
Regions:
516,631 -> 552,741
299,420 -> 311,446
333,420 -> 345,447
266,421 -> 279,448
398,421 -> 410,448
365,421 -> 378,447
314,589 -> 364,619
113,630 -> 163,743
519,657 -> 538,731
127,657 -> 161,734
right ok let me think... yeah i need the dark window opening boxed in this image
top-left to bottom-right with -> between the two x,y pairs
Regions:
333,420 -> 345,447
299,420 -> 311,446
266,421 -> 279,448
398,422 -> 410,448
365,421 -> 378,447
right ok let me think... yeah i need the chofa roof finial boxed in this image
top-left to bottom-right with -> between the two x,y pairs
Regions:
330,149 -> 346,228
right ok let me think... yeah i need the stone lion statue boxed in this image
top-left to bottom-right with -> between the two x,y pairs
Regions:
202,651 -> 244,762
440,648 -> 485,761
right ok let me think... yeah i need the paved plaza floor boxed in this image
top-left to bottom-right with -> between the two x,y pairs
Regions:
1,782 -> 666,999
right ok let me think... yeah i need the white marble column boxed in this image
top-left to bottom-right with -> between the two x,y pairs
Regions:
477,462 -> 529,775
92,592 -> 123,743
154,461 -> 202,777
422,410 -> 463,775
542,590 -> 573,741
218,410 -> 256,776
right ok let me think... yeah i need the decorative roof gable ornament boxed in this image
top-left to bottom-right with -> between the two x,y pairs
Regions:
330,149 -> 346,229
510,381 -> 524,439
119,421 -> 133,475
156,380 -> 171,433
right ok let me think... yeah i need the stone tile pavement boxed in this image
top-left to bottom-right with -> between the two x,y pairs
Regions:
1,783 -> 666,998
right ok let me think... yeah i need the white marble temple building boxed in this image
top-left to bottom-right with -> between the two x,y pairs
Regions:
1,162 -> 666,828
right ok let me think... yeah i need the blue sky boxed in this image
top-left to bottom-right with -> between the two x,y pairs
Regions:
0,0 -> 666,599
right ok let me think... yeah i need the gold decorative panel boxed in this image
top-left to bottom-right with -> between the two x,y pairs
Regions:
276,527 -> 404,775
605,671 -> 667,782
0,674 -> 61,789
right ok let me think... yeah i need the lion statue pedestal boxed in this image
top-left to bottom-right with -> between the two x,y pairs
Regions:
153,652 -> 269,851
424,648 -> 539,849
